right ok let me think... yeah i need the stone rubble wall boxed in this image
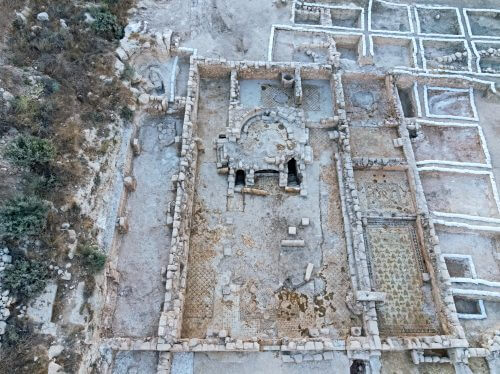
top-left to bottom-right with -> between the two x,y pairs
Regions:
0,247 -> 12,346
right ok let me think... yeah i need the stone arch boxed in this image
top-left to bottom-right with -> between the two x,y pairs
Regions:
238,109 -> 295,139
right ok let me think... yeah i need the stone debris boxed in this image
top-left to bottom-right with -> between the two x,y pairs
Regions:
131,138 -> 141,155
304,263 -> 314,282
36,12 -> 49,21
48,361 -> 65,374
48,344 -> 64,359
124,176 -> 137,192
0,248 -> 12,343
281,239 -> 305,247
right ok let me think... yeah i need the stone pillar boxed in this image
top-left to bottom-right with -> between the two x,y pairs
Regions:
131,138 -> 141,156
157,352 -> 172,374
294,67 -> 302,106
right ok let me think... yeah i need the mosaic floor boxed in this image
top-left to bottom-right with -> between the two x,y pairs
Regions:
356,170 -> 416,216
364,220 -> 439,335
260,84 -> 320,111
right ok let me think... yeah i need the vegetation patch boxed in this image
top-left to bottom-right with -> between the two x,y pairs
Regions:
90,7 -> 124,41
78,243 -> 107,274
0,195 -> 49,239
4,135 -> 56,171
3,258 -> 49,299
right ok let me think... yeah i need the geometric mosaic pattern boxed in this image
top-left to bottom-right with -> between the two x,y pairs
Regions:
183,263 -> 215,318
308,128 -> 333,159
364,219 -> 439,335
260,84 -> 320,111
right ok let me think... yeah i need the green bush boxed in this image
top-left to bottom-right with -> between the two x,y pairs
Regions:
3,259 -> 49,299
4,135 -> 56,171
120,106 -> 133,121
79,244 -> 106,273
0,196 -> 49,239
90,7 -> 123,40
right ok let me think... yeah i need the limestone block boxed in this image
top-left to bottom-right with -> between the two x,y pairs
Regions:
37,12 -> 49,21
118,217 -> 129,234
124,176 -> 137,192
303,354 -> 314,361
131,138 -> 141,155
138,93 -> 149,105
304,341 -> 315,350
305,263 -> 314,282
281,239 -> 305,247
323,351 -> 334,360
26,282 -> 57,324
393,138 -> 403,147
293,354 -> 303,363
356,291 -> 386,302
48,361 -> 64,374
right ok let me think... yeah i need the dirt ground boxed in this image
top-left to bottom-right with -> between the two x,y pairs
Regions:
111,118 -> 179,337
131,0 -> 290,61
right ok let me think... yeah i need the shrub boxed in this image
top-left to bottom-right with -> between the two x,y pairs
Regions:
0,196 -> 49,239
10,96 -> 41,128
42,78 -> 60,95
22,173 -> 60,197
3,258 -> 49,299
4,135 -> 56,171
31,28 -> 73,54
78,244 -> 106,274
90,7 -> 123,40
120,62 -> 134,81
120,106 -> 133,121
